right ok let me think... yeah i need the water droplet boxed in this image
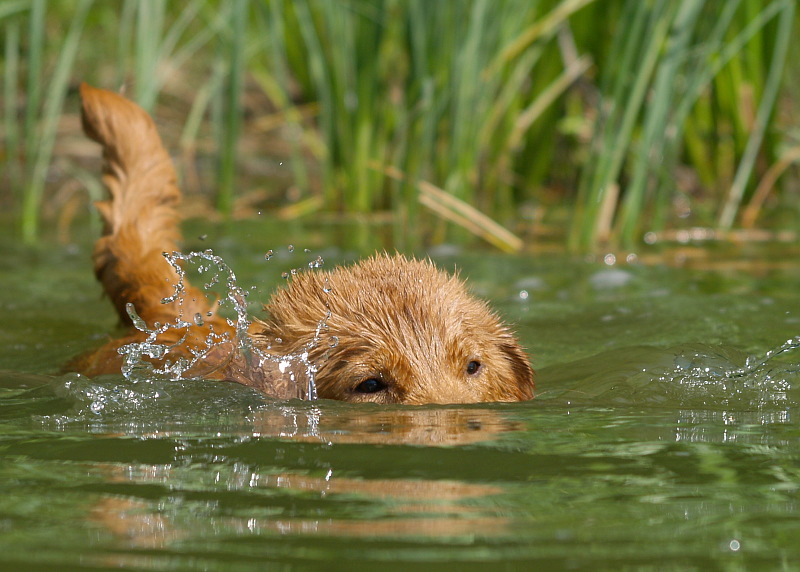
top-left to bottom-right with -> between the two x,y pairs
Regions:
329,336 -> 339,348
265,249 -> 274,261
281,271 -> 289,279
126,302 -> 149,332
118,246 -> 324,401
288,245 -> 294,253
518,290 -> 529,300
304,248 -> 311,253
198,234 -> 207,241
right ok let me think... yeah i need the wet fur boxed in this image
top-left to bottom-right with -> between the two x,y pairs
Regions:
67,84 -> 535,404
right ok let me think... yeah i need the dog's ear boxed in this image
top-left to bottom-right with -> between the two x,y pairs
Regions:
501,340 -> 535,400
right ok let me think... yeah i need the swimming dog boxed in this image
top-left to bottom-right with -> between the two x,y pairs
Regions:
67,84 -> 534,404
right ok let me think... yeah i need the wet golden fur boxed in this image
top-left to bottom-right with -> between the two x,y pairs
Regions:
67,84 -> 534,404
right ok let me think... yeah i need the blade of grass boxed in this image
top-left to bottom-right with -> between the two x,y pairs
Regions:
661,0 -> 778,198
647,1 -> 788,238
251,2 -> 318,202
115,0 -> 136,88
3,17 -> 21,193
487,0 -> 597,75
570,1 -> 677,250
292,0 -> 336,204
22,0 -> 44,180
718,0 -> 795,229
21,0 -> 92,243
216,0 -> 248,216
506,54 -> 591,153
615,0 -> 705,245
568,0 -> 651,249
0,0 -> 28,18
741,144 -> 800,227
379,163 -> 523,252
652,0 -> 743,218
134,0 -> 165,111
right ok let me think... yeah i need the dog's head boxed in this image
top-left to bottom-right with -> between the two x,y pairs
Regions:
252,254 -> 534,404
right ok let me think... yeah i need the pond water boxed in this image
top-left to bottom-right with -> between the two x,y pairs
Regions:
2,218 -> 800,571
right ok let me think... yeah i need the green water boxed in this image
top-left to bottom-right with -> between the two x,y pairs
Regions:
2,219 -> 800,571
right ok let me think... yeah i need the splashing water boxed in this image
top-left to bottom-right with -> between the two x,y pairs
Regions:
670,338 -> 800,408
539,336 -> 800,411
742,336 -> 800,372
118,248 -> 328,400
666,336 -> 800,409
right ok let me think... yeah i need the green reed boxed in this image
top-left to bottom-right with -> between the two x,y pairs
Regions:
3,5 -> 22,192
215,0 -> 248,216
9,0 -> 92,243
718,0 -> 795,230
249,0 -> 588,249
2,0 -> 798,250
568,0 -> 796,251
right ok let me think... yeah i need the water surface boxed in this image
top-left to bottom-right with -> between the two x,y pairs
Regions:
1,218 -> 799,570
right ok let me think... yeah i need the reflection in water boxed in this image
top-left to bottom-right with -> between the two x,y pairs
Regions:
248,405 -> 525,445
673,408 -> 793,443
90,469 -> 508,550
90,497 -> 179,548
9,376 -> 800,568
83,406 -> 521,558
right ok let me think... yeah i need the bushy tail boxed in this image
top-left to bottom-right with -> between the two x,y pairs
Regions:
80,83 -> 209,326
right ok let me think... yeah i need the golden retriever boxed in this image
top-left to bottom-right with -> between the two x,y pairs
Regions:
66,84 -> 534,404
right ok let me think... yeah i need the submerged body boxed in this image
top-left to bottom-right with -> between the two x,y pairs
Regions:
67,84 -> 534,404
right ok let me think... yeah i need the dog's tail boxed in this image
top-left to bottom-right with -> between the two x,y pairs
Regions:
80,83 -> 210,327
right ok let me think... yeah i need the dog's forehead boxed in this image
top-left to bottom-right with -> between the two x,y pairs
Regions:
271,254 -> 504,349
327,275 -> 483,332
331,255 -> 454,289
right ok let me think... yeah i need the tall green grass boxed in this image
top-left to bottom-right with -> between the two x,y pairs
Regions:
6,0 -> 92,243
1,0 -> 798,251
568,0 -> 796,250
250,0 -> 591,250
215,0 -> 248,215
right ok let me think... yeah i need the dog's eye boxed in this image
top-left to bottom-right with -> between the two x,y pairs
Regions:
466,360 -> 481,375
355,377 -> 387,393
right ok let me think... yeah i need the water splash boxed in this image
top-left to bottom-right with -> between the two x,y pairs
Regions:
741,336 -> 800,373
118,248 -> 329,401
648,338 -> 800,410
540,337 -> 800,411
